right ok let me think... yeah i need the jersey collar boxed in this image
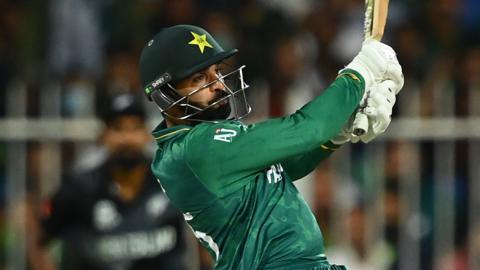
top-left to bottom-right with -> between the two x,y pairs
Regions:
152,121 -> 192,143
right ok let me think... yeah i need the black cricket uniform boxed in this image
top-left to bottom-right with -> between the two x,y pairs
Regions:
41,157 -> 187,270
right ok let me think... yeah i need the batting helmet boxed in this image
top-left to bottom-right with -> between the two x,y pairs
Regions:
139,24 -> 251,121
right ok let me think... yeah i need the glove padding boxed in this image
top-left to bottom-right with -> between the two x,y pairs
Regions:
342,39 -> 404,102
332,80 -> 399,145
352,80 -> 397,143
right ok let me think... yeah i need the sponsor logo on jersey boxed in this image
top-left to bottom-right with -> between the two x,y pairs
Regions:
214,128 -> 237,143
96,226 -> 177,261
266,164 -> 284,184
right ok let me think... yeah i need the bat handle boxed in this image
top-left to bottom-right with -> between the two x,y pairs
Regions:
352,110 -> 368,136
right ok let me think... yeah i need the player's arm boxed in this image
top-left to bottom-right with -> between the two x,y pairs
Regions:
277,39 -> 405,181
279,141 -> 340,181
280,80 -> 403,181
186,72 -> 363,181
186,41 -> 402,186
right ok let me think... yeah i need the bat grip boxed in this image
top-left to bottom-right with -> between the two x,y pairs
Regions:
352,110 -> 368,136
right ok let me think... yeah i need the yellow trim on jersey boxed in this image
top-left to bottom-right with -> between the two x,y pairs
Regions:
155,128 -> 191,140
320,144 -> 339,151
336,72 -> 361,82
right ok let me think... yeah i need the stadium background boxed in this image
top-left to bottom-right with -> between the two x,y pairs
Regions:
1,0 -> 480,269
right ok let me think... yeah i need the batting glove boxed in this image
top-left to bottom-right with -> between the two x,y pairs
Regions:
353,80 -> 397,143
342,39 -> 404,102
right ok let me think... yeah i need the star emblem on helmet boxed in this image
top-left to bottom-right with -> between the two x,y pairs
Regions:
188,31 -> 213,53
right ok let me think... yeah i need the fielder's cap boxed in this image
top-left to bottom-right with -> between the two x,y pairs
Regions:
101,93 -> 146,124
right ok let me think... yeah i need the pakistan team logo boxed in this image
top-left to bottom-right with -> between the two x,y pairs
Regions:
188,32 -> 213,53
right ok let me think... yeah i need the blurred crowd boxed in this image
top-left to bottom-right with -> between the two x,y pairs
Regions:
1,0 -> 480,269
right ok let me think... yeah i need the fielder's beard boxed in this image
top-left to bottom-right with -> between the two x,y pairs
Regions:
110,148 -> 146,171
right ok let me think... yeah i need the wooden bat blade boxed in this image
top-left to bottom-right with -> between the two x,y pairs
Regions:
371,0 -> 390,41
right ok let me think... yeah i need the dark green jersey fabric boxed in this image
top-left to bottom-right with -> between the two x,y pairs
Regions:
151,71 -> 364,269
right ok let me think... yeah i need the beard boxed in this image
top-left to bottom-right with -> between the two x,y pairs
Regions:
186,92 -> 232,121
192,102 -> 231,121
110,148 -> 146,171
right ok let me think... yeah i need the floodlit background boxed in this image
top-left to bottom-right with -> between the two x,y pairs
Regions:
1,0 -> 480,269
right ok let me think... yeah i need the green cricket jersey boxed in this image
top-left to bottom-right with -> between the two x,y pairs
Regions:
151,71 -> 364,269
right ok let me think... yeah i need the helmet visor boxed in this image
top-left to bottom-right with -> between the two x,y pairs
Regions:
160,65 -> 251,122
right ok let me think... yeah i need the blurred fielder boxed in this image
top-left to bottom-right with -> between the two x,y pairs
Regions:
139,24 -> 403,269
29,93 -> 188,270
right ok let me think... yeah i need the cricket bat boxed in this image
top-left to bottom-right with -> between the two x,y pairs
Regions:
352,0 -> 390,136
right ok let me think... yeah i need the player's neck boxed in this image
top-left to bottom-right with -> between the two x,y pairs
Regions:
165,115 -> 192,127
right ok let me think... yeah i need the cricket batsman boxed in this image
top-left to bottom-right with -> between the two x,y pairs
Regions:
139,24 -> 403,269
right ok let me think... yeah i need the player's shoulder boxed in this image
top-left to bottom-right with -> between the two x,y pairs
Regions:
196,119 -> 247,130
154,120 -> 248,166
183,120 -> 248,167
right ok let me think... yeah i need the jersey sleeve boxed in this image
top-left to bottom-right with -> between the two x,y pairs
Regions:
280,141 -> 340,181
185,71 -> 363,192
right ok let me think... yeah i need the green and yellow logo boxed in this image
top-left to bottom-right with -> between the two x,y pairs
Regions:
188,31 -> 213,53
